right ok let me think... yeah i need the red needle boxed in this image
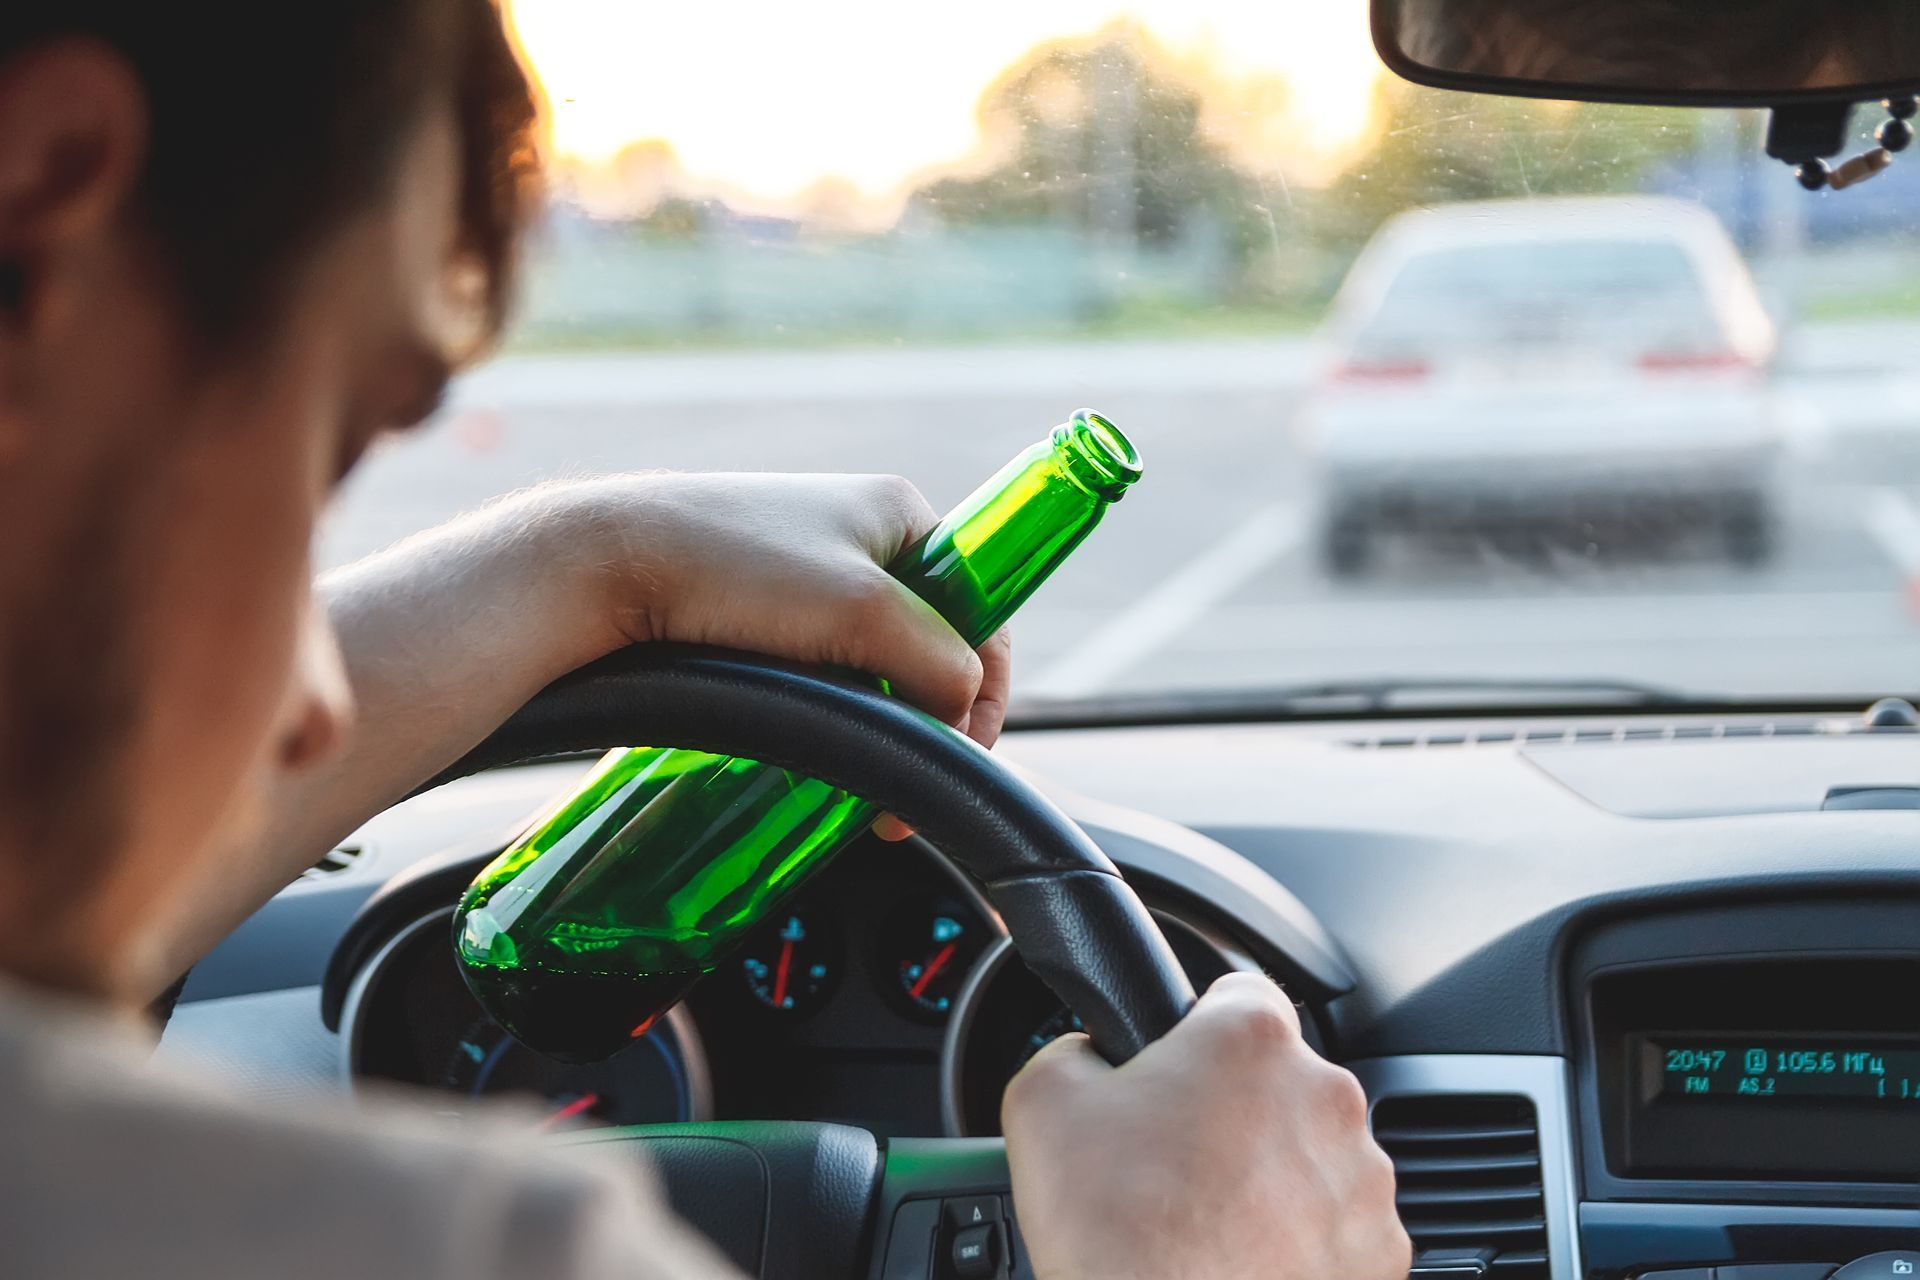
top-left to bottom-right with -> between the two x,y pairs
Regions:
910,942 -> 958,1000
772,937 -> 794,1008
538,1091 -> 601,1130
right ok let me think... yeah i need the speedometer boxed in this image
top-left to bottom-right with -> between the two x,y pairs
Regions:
343,906 -> 713,1126
440,1014 -> 698,1127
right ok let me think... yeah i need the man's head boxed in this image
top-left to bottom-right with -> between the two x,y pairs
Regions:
0,1 -> 539,1000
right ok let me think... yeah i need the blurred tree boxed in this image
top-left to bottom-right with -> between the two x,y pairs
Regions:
554,138 -> 693,220
909,26 -> 1260,254
632,194 -> 709,239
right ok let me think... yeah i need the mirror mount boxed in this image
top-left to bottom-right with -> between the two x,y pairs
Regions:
1764,102 -> 1853,166
1767,97 -> 1916,191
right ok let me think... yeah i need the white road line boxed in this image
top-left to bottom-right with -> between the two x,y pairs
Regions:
450,339 -> 1311,410
1027,504 -> 1306,699
1863,487 -> 1920,576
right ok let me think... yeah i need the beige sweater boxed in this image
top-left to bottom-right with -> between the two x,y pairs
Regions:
0,982 -> 742,1279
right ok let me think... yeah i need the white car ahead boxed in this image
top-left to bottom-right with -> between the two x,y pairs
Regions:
1295,195 -> 1785,577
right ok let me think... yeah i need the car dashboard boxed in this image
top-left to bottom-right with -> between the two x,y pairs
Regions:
160,704 -> 1920,1280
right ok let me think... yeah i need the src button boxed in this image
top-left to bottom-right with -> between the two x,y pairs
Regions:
950,1223 -> 1000,1279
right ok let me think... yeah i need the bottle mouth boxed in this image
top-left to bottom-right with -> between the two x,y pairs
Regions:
1053,408 -> 1143,499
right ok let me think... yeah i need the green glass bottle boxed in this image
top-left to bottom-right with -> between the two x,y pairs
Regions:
454,409 -> 1142,1062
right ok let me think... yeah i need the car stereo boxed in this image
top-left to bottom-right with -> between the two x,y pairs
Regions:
1639,1035 -> 1920,1102
1591,959 -> 1920,1181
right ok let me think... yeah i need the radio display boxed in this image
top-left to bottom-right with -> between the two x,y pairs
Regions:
1642,1035 -> 1920,1103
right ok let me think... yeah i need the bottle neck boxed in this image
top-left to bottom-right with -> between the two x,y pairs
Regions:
1050,409 -> 1142,501
885,409 -> 1141,648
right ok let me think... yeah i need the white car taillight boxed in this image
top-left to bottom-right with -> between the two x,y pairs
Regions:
1329,357 -> 1431,384
1635,349 -> 1759,374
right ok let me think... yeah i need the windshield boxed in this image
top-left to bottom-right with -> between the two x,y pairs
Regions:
325,2 -> 1920,708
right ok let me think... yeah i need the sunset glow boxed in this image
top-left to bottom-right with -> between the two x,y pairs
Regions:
505,0 -> 1382,209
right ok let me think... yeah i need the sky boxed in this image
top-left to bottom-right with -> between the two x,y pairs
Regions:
503,0 -> 1382,209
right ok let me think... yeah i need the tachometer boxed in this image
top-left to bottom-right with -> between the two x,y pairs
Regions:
942,909 -> 1319,1137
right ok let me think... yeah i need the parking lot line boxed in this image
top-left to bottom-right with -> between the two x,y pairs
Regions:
1026,503 -> 1306,699
1862,487 -> 1920,577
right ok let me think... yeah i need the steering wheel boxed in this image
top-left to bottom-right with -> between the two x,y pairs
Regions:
326,643 -> 1197,1280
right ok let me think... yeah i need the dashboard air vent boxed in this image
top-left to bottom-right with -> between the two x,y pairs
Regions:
1372,1094 -> 1547,1279
301,842 -> 369,881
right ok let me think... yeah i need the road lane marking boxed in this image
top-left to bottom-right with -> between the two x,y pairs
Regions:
450,340 -> 1312,409
1863,487 -> 1920,577
1026,503 -> 1305,699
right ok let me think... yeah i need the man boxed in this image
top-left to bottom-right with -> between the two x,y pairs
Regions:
0,3 -> 1409,1277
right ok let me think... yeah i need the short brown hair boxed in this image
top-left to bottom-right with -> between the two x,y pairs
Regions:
1,0 -> 543,343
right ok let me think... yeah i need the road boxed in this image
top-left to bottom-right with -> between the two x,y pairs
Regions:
320,327 -> 1920,705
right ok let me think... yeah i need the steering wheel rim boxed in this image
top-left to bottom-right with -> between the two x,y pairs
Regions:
327,642 -> 1196,1280
417,641 -> 1196,1064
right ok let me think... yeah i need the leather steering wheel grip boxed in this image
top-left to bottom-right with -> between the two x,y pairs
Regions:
422,642 -> 1196,1064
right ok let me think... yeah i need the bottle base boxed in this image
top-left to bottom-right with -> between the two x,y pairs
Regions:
460,965 -> 711,1065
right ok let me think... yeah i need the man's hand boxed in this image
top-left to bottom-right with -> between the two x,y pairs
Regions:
564,472 -> 1011,752
560,472 -> 1010,841
1002,972 -> 1410,1280
172,472 -> 1004,977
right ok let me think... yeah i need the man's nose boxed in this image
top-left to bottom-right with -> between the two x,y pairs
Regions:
280,611 -> 355,770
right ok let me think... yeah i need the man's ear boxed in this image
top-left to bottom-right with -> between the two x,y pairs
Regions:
0,39 -> 148,325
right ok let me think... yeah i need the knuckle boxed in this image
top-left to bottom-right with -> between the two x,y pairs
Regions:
952,642 -> 985,693
1359,1137 -> 1400,1201
1002,1046 -> 1076,1116
829,582 -> 905,666
869,473 -> 929,518
1370,1221 -> 1414,1279
1318,1063 -> 1371,1127
843,573 -> 902,624
1209,994 -> 1301,1055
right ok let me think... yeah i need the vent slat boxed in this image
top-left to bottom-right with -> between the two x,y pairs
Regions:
1372,1094 -> 1548,1278
1400,1218 -> 1546,1242
1374,1123 -> 1536,1146
1397,1183 -> 1541,1207
1391,1151 -> 1538,1176
1494,1251 -> 1548,1269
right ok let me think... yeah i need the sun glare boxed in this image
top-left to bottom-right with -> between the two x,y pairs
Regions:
505,0 -> 1382,209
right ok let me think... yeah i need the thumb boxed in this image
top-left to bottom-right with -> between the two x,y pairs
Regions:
1002,1029 -> 1105,1128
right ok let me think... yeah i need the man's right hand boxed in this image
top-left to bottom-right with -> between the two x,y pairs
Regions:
1002,971 -> 1411,1280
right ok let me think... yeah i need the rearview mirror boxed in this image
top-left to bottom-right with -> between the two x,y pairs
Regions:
1372,0 -> 1920,106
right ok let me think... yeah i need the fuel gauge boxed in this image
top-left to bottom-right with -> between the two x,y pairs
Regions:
879,894 -> 988,1021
